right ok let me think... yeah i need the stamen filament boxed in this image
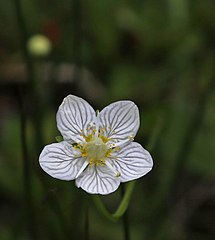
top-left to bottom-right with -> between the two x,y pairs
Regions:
76,160 -> 89,178
108,137 -> 134,149
94,110 -> 100,137
105,161 -> 121,177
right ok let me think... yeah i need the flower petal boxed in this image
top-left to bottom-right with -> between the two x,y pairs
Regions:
39,141 -> 86,180
109,142 -> 153,182
75,165 -> 120,195
99,101 -> 139,140
56,95 -> 96,142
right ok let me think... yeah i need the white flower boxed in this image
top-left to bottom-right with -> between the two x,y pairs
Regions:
39,95 -> 153,195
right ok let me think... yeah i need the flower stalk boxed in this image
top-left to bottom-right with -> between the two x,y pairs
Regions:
92,181 -> 136,222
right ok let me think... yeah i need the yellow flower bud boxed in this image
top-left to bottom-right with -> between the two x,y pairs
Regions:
27,34 -> 52,57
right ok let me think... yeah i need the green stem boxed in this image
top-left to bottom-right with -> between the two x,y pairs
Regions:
18,87 -> 37,239
12,0 -> 35,87
92,181 -> 136,222
84,204 -> 90,240
113,181 -> 136,219
167,0 -> 189,28
13,1 -> 38,237
121,185 -> 130,240
13,1 -> 69,238
71,0 -> 83,66
147,55 -> 215,240
169,60 -> 215,196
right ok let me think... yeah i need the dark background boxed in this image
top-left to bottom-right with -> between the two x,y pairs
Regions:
0,0 -> 215,239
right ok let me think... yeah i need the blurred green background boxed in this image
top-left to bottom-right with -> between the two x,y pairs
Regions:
0,0 -> 215,239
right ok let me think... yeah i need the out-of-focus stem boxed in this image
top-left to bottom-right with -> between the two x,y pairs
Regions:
13,0 -> 38,238
121,185 -> 130,240
13,0 -> 35,87
18,87 -> 37,239
167,0 -> 189,28
71,0 -> 83,66
84,205 -> 90,240
169,62 -> 215,195
150,56 -> 215,240
13,0 -> 74,239
13,0 -> 44,151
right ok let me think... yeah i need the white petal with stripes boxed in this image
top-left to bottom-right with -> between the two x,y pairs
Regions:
99,101 -> 139,141
39,141 -> 85,180
56,95 -> 96,142
108,142 -> 153,182
76,165 -> 120,195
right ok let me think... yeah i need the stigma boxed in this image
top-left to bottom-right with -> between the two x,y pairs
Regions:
85,136 -> 108,165
73,125 -> 122,178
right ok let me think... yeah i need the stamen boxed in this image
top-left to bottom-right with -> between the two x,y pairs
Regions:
99,127 -> 105,132
110,137 -> 133,148
81,151 -> 87,157
109,143 -> 116,148
76,160 -> 89,178
105,161 -> 121,177
94,111 -> 100,137
128,135 -> 134,141
114,146 -> 120,152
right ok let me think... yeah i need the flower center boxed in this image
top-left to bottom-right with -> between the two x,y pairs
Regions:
74,126 -> 123,178
85,136 -> 108,166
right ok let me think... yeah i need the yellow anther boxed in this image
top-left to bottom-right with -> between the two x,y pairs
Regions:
116,172 -> 121,177
95,159 -> 106,166
99,127 -> 106,132
84,134 -> 93,142
99,135 -> 109,143
89,158 -> 93,166
110,143 -> 115,148
114,146 -> 120,152
105,149 -> 112,158
82,152 -> 87,157
73,145 -> 79,150
128,135 -> 134,141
